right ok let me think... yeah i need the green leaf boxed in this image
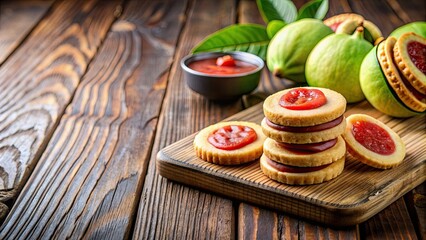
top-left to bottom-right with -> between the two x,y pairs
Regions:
191,24 -> 270,60
297,0 -> 329,20
256,0 -> 297,24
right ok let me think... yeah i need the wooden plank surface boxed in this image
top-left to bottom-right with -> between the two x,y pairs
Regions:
409,184 -> 426,239
0,0 -> 187,238
239,203 -> 359,240
0,0 -> 120,223
0,0 -> 54,65
361,198 -> 418,240
132,0 -> 243,239
0,0 -> 423,238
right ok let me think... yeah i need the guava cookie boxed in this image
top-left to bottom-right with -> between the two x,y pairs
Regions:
263,136 -> 346,167
262,87 -> 346,144
378,36 -> 426,112
343,114 -> 406,169
393,32 -> 426,94
194,121 -> 266,165
260,154 -> 345,185
261,116 -> 346,144
263,87 -> 346,127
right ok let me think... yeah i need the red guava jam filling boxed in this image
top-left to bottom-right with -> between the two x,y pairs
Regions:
266,157 -> 330,173
279,88 -> 327,110
351,120 -> 396,155
407,41 -> 426,74
208,125 -> 257,150
188,56 -> 257,75
265,115 -> 343,133
277,138 -> 337,154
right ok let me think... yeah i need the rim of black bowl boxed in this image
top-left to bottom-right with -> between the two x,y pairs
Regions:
180,51 -> 264,78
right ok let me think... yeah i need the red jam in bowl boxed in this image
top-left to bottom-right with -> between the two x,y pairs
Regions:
188,55 -> 258,75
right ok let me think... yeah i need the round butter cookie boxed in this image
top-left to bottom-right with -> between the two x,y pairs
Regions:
194,121 -> 266,165
378,37 -> 426,112
393,32 -> 426,94
261,117 -> 346,144
260,154 -> 345,185
343,114 -> 406,169
263,87 -> 346,127
263,136 -> 346,167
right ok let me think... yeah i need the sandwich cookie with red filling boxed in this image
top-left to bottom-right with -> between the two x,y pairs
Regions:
260,87 -> 347,185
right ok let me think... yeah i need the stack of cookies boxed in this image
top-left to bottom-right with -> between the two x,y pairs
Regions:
260,87 -> 347,185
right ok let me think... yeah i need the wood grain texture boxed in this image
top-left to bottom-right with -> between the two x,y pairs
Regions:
361,198 -> 418,240
239,203 -> 358,240
0,0 -> 187,238
0,0 -> 121,222
347,0 -> 424,36
0,0 -> 54,64
0,0 -> 423,239
410,184 -> 426,239
400,184 -> 426,239
132,0 -> 243,239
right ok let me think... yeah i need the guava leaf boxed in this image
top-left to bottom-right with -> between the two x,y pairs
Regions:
297,0 -> 329,20
191,24 -> 269,60
256,0 -> 297,24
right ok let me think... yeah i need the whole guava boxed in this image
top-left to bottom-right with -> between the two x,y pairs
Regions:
390,21 -> 426,38
266,20 -> 286,39
305,27 -> 373,103
266,19 -> 333,83
360,45 -> 418,117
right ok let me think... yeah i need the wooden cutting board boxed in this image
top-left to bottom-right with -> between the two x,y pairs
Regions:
156,101 -> 425,226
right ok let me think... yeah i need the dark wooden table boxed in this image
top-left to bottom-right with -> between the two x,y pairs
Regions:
0,0 -> 424,239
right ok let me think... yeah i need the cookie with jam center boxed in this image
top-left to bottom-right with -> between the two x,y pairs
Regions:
378,37 -> 426,112
263,87 -> 347,127
393,32 -> 426,95
194,121 -> 266,165
343,114 -> 406,169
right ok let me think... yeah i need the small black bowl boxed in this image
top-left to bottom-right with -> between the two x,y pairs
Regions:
180,51 -> 264,100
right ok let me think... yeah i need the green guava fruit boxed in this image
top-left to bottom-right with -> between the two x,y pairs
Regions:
360,45 -> 419,117
305,27 -> 373,103
323,13 -> 383,45
267,20 -> 286,39
390,21 -> 426,38
323,13 -> 364,31
266,19 -> 333,83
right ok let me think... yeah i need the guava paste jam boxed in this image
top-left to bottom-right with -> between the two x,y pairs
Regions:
351,120 -> 396,155
265,115 -> 343,133
278,138 -> 337,153
188,55 -> 257,75
266,157 -> 330,173
407,41 -> 426,74
208,125 -> 257,150
279,88 -> 327,110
